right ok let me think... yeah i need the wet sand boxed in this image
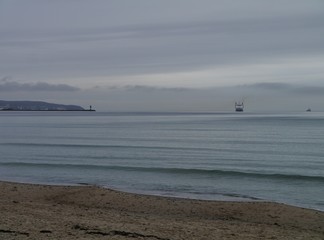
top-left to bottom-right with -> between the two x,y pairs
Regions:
0,181 -> 323,239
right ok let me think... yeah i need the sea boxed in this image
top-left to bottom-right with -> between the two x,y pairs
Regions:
0,111 -> 323,211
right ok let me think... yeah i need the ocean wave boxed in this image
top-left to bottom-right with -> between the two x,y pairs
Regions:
2,142 -> 324,158
1,162 -> 323,183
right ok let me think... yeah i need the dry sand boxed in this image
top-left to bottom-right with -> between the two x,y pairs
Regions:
0,181 -> 323,240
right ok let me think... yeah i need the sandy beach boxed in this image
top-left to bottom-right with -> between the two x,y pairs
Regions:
0,181 -> 323,239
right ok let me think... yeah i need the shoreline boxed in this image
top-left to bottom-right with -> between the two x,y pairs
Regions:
2,178 -> 322,212
1,181 -> 323,239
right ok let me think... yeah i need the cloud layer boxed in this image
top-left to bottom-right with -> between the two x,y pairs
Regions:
0,1 -> 323,111
0,77 -> 79,92
1,1 -> 324,84
242,82 -> 324,95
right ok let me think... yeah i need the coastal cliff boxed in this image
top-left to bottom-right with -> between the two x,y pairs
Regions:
0,100 -> 89,111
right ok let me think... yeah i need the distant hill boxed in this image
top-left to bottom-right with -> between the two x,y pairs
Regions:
0,100 -> 86,111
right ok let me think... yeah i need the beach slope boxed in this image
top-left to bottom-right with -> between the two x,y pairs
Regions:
0,181 -> 323,239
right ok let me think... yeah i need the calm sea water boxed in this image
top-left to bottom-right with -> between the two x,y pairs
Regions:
0,111 -> 323,211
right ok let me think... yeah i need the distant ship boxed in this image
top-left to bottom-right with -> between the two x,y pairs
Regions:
235,102 -> 244,112
306,108 -> 311,112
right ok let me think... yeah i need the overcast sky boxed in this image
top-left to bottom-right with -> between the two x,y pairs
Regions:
1,0 -> 324,112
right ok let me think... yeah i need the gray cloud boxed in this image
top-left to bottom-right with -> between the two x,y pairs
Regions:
0,1 -> 324,112
294,86 -> 324,95
241,82 -> 291,90
1,9 -> 324,79
109,85 -> 191,92
240,82 -> 324,95
113,82 -> 324,97
0,77 -> 79,92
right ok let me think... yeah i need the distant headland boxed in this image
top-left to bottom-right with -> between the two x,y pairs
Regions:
0,100 -> 95,111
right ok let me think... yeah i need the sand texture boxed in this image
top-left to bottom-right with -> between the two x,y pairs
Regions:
0,181 -> 323,239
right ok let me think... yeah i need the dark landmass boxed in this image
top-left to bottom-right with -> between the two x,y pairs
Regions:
0,100 -> 95,111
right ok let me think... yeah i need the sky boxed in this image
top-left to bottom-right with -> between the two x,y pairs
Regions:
1,0 -> 324,112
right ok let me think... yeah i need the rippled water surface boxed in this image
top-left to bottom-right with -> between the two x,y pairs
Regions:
0,111 -> 323,211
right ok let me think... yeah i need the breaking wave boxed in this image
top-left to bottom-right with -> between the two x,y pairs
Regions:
1,162 -> 323,183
